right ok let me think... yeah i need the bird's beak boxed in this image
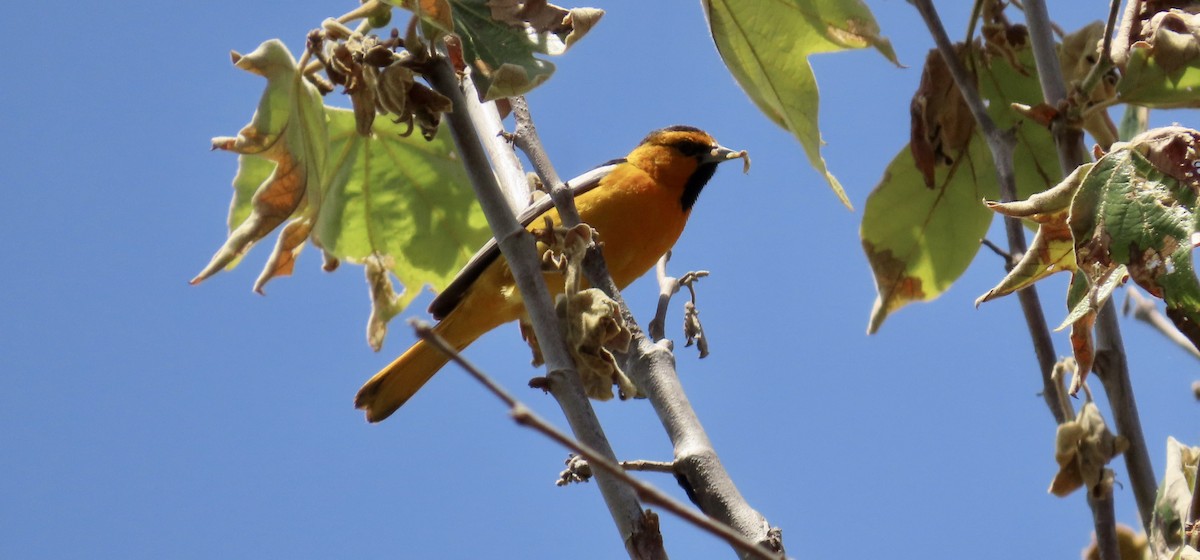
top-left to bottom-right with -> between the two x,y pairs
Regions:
704,144 -> 751,173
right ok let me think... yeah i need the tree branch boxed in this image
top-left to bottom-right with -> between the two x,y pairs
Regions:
460,78 -> 529,213
910,1 -> 1125,557
508,97 -> 783,559
1022,0 -> 1156,533
1093,303 -> 1156,532
909,0 -> 1064,425
424,59 -> 660,560
1087,488 -> 1121,560
1125,288 -> 1200,361
413,320 -> 786,560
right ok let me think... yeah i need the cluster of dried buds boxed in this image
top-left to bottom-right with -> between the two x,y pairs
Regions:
307,20 -> 452,139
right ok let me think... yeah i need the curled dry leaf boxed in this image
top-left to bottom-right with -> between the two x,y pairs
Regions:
556,288 -> 636,400
980,126 -> 1200,392
977,163 -> 1093,306
193,40 -> 328,288
530,220 -> 639,400
365,254 -> 406,351
313,24 -> 452,139
682,301 -> 708,359
1149,437 -> 1200,559
1115,2 -> 1200,107
910,47 -> 976,189
488,0 -> 604,52
1049,402 -> 1129,497
440,0 -> 604,100
1146,9 -> 1200,74
677,270 -> 710,359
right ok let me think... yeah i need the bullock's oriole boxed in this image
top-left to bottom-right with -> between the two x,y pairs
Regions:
355,126 -> 745,422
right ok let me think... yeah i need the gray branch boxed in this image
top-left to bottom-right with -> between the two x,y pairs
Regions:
910,1 -> 1120,558
909,0 -> 1065,425
413,320 -> 783,560
508,97 -> 783,559
425,59 -> 661,560
1126,288 -> 1200,361
1022,0 -> 1156,533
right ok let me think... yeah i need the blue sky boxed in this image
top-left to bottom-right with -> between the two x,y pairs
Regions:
4,1 -> 1198,558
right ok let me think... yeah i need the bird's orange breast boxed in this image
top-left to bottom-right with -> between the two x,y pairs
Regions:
570,163 -> 690,289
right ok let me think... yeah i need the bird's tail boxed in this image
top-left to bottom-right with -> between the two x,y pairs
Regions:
354,312 -> 484,423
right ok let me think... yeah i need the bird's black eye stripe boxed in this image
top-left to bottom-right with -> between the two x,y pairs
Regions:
671,140 -> 712,158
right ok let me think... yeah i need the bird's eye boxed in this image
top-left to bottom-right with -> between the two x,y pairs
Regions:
672,140 -> 712,158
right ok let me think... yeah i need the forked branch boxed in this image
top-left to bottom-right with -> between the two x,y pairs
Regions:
413,320 -> 786,560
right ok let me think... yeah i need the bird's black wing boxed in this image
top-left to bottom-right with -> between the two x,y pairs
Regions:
427,160 -> 625,320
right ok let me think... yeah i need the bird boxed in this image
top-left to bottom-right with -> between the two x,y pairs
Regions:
355,125 -> 747,422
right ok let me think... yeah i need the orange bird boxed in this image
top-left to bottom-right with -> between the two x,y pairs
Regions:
355,126 -> 747,422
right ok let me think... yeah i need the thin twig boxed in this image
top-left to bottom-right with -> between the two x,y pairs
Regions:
560,455 -> 678,485
909,0 -> 1065,426
979,238 -> 1014,267
1125,288 -> 1200,360
622,460 -> 678,474
1022,0 -> 1156,534
509,97 -> 583,227
507,96 -> 782,558
424,58 -> 658,559
413,320 -> 787,560
650,253 -> 679,342
1076,0 -> 1122,100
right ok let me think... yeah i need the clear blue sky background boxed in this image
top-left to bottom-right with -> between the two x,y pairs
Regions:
4,2 -> 1198,558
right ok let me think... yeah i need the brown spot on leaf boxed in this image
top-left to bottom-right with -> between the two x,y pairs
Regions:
864,240 -> 927,333
1130,126 -> 1200,191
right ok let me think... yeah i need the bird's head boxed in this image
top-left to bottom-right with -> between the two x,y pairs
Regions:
628,125 -> 749,211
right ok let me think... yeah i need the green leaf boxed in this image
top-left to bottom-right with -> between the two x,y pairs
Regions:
862,134 -> 996,334
439,0 -> 603,100
1118,35 -> 1200,108
317,108 -> 490,348
864,39 -> 1060,333
194,39 -> 329,287
977,164 -> 1092,306
1070,127 -> 1200,348
704,0 -> 898,208
977,43 -> 1062,201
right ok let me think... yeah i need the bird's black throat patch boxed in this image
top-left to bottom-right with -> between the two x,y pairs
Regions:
681,162 -> 718,212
